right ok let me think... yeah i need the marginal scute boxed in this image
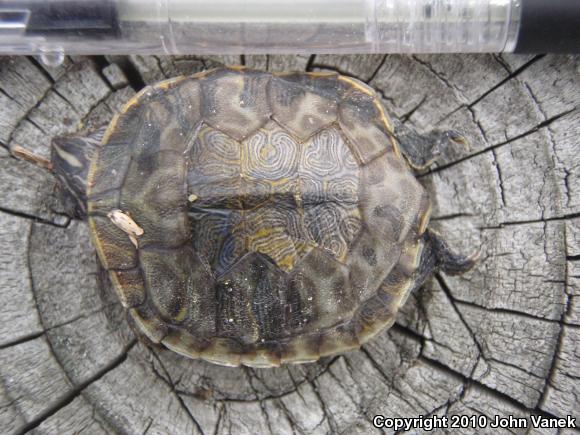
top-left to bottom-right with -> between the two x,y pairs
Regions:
110,268 -> 146,308
360,152 -> 424,244
414,190 -> 432,236
201,338 -> 244,367
397,238 -> 423,278
280,333 -> 322,364
172,79 -> 203,133
162,330 -> 201,359
88,143 -> 131,196
318,321 -> 359,357
269,74 -> 339,141
201,69 -> 271,141
354,295 -> 398,343
129,305 -> 168,344
338,86 -> 396,164
241,350 -> 281,368
347,228 -> 402,303
377,236 -> 428,316
90,215 -> 137,270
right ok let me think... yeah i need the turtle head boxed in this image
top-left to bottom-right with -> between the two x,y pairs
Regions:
51,127 -> 106,219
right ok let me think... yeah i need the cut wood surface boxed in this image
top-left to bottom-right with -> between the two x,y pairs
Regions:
0,54 -> 578,434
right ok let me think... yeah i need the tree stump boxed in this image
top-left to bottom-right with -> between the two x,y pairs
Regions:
0,54 -> 578,434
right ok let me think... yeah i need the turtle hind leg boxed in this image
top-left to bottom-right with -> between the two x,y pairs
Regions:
395,125 -> 469,171
419,229 -> 479,275
424,229 -> 479,276
413,229 -> 479,291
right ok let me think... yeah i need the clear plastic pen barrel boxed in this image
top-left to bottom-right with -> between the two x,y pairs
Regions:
0,0 -> 520,56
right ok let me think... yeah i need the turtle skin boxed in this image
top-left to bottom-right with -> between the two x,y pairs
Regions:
84,67 -> 444,367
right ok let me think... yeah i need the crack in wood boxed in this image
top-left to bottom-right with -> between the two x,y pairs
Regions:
493,54 -> 514,75
435,275 -> 484,360
537,216 -> 575,411
141,417 -> 154,435
411,55 -> 458,93
367,54 -> 388,84
431,213 -> 476,221
307,375 -> 338,434
0,303 -> 115,350
26,56 -> 57,84
0,206 -> 70,228
243,366 -> 275,435
400,95 -> 427,124
152,56 -> 169,79
491,149 -> 507,207
437,55 -> 546,124
305,55 -> 316,72
12,340 -> 135,435
325,365 -> 377,430
418,352 -> 569,422
0,65 -> 56,147
466,55 -> 545,109
432,275 -> 487,408
0,330 -> 44,350
178,356 -> 340,404
0,86 -> 19,106
149,350 -> 206,435
451,297 -> 577,329
479,212 -> 580,229
421,107 -> 577,177
108,56 -> 146,91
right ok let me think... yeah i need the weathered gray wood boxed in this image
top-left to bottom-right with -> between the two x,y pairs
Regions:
0,212 -> 42,348
0,337 -> 73,433
0,54 -> 578,435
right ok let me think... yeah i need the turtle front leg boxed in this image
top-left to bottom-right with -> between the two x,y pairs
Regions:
395,126 -> 469,171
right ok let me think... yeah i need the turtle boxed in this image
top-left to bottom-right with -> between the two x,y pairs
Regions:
47,66 -> 477,368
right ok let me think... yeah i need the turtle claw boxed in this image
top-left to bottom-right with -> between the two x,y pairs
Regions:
445,129 -> 470,151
